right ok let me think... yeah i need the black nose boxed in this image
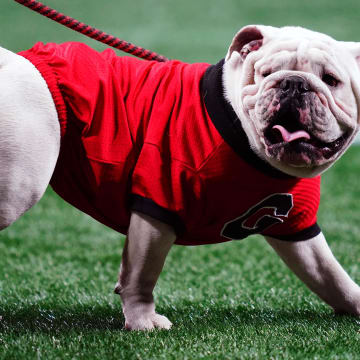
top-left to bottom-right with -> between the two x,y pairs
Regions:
279,76 -> 310,95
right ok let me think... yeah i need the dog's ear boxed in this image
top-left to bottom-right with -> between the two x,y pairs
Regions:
226,25 -> 264,62
341,42 -> 360,70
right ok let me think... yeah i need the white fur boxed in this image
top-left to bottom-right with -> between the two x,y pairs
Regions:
266,233 -> 360,315
115,212 -> 175,330
0,47 -> 60,229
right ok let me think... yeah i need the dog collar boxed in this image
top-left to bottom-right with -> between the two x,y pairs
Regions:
201,59 -> 294,179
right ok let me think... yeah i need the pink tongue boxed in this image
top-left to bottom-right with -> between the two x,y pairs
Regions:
272,125 -> 311,143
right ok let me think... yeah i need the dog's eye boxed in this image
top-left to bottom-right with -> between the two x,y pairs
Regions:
322,73 -> 340,87
262,71 -> 271,78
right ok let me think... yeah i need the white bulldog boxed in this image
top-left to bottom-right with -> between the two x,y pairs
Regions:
1,25 -> 360,331
224,25 -> 360,177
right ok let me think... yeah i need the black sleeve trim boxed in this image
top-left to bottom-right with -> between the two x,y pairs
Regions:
266,222 -> 321,242
130,194 -> 185,235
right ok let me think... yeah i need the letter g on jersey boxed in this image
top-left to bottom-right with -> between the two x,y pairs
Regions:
221,193 -> 294,240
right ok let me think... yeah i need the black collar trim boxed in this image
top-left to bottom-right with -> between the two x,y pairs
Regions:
201,59 -> 293,179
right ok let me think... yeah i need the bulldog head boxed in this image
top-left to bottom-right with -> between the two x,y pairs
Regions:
223,25 -> 360,177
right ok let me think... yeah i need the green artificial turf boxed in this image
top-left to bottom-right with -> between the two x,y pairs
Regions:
1,0 -> 360,359
1,151 -> 360,360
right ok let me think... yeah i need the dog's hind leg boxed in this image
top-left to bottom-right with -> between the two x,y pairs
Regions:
0,47 -> 60,230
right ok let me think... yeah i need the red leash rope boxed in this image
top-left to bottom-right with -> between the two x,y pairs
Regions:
13,0 -> 170,62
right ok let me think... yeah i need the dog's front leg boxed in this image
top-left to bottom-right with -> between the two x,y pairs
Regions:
115,211 -> 176,330
266,232 -> 360,315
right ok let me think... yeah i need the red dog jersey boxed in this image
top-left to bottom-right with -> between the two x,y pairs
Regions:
19,42 -> 321,245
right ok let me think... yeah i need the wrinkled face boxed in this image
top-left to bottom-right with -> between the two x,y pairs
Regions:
224,26 -> 360,177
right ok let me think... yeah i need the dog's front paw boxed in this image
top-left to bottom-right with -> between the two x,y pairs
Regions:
333,303 -> 360,317
332,289 -> 360,317
124,313 -> 172,331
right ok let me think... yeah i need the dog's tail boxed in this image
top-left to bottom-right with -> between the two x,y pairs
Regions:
13,0 -> 170,62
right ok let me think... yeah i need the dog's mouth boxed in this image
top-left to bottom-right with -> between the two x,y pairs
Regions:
264,111 -> 349,165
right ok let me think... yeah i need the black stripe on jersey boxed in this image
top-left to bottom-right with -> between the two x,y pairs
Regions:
130,194 -> 185,235
265,222 -> 321,241
130,194 -> 320,242
201,59 -> 294,179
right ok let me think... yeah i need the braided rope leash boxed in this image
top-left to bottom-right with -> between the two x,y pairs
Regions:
13,0 -> 170,62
